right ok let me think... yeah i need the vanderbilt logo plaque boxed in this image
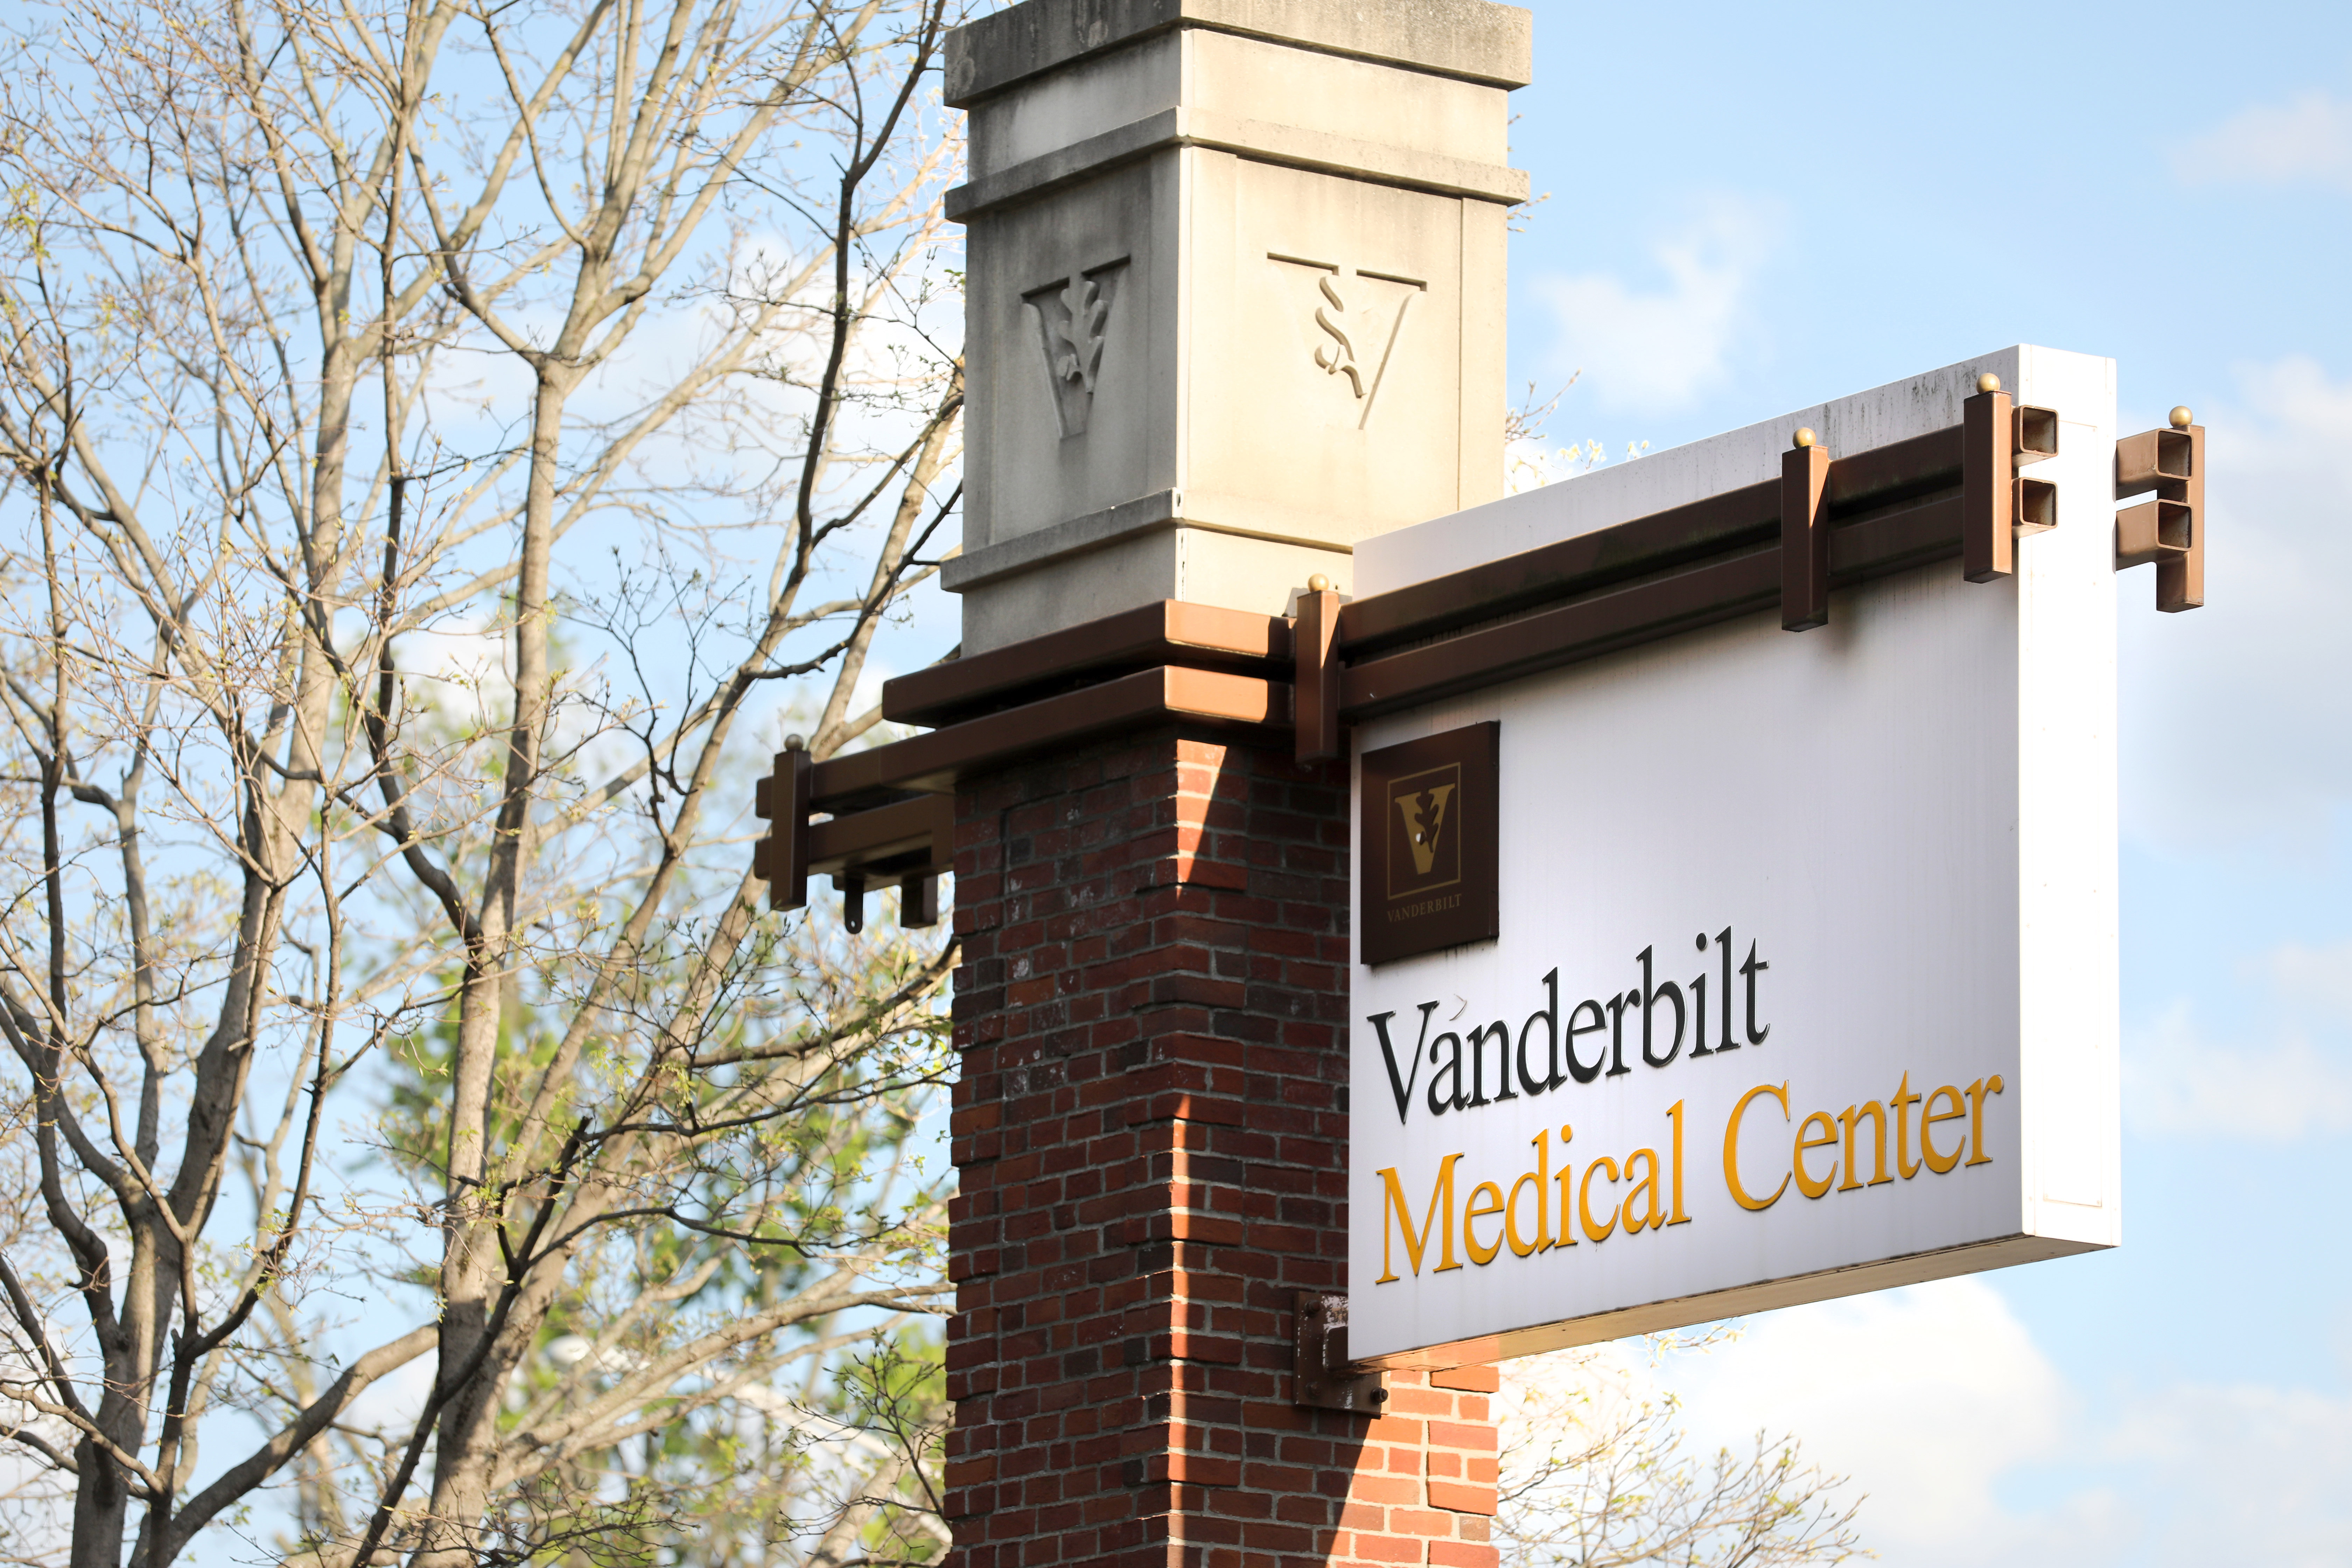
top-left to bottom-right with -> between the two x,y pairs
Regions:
1359,722 -> 1499,966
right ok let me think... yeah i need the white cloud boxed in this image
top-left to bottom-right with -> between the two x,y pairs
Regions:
2174,90 -> 2352,193
2124,1000 -> 2352,1141
2094,1381 -> 2352,1567
1531,198 -> 1777,413
2266,937 -> 2352,1020
2118,355 -> 2352,850
1654,1279 -> 2080,1563
1506,1281 -> 2352,1567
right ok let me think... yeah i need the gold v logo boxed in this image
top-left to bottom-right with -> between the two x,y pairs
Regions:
1361,724 -> 1494,966
1394,784 -> 1457,877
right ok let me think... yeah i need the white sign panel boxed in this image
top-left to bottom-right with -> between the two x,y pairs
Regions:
1349,348 -> 2121,1365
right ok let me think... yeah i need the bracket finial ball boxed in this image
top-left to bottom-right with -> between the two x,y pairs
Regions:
1792,427 -> 1817,449
1308,574 -> 1332,593
1976,372 -> 2002,394
784,733 -> 805,752
2170,406 -> 2193,430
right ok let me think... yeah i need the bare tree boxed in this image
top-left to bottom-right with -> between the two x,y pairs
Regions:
0,0 -> 966,1560
1493,1340 -> 1868,1568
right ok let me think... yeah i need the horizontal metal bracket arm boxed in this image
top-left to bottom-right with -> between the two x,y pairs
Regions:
749,396 -> 2209,906
2114,415 -> 2205,612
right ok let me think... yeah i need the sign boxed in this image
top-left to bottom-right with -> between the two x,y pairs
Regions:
1359,723 -> 1499,965
1347,349 -> 2122,1365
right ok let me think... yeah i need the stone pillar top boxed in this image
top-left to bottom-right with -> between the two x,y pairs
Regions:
944,0 -> 1534,108
943,0 -> 1528,653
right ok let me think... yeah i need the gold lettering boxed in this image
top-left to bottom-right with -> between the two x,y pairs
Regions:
1370,1067 -> 2006,1281
1463,1181 -> 1505,1265
1506,1130 -> 1552,1256
1579,1155 -> 1621,1242
1838,1101 -> 1892,1190
1622,1148 -> 1664,1233
1375,1153 -> 1462,1282
1891,1072 -> 1923,1178
1388,892 -> 1465,922
1793,1111 -> 1839,1198
1554,1125 -> 1577,1246
1965,1074 -> 2005,1166
1665,1099 -> 1692,1226
1921,1086 -> 1966,1174
1724,1082 -> 1792,1211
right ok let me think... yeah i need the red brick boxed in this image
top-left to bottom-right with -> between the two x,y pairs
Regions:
1426,1482 -> 1499,1517
1347,1475 -> 1420,1506
1427,1544 -> 1500,1568
1386,1509 -> 1457,1539
1429,1366 -> 1501,1393
1424,1421 -> 1500,1452
944,728 -> 1492,1567
1383,1387 -> 1457,1418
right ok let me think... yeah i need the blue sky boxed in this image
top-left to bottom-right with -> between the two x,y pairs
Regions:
1491,2 -> 2352,1560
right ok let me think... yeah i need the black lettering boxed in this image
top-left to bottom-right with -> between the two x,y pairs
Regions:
1518,968 -> 1561,1096
1716,926 -> 1737,1052
1369,1001 -> 1438,1123
1427,1030 -> 1466,1115
1690,933 -> 1712,1058
1606,990 -> 1633,1077
1742,939 -> 1771,1046
1564,999 -> 1606,1084
1639,945 -> 1686,1068
1466,1021 -> 1517,1105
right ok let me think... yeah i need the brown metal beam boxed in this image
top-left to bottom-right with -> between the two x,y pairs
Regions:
2116,415 -> 2204,613
1822,425 -> 1964,511
1781,436 -> 1832,630
813,664 -> 1289,812
882,600 -> 1290,728
760,667 -> 1289,911
1963,386 -> 2015,582
1340,490 -> 1970,721
754,404 -> 2176,912
1293,583 -> 1343,763
794,423 -> 1983,822
1336,424 -> 1973,659
808,793 -> 955,877
1828,493 -> 1964,583
1342,551 -> 1780,718
751,743 -> 813,913
1334,478 -> 1779,658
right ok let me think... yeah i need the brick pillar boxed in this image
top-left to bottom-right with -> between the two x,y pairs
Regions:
944,726 -> 1500,1568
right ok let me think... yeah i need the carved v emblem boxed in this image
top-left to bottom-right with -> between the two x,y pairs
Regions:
1025,258 -> 1127,438
1268,254 -> 1425,430
1394,784 -> 1456,877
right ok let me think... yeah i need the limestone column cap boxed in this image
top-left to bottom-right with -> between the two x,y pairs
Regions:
946,103 -> 1530,220
943,0 -> 1534,108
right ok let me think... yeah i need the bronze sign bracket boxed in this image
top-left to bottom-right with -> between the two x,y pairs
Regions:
1780,434 -> 1832,630
1293,1292 -> 1387,1413
751,740 -> 812,913
754,739 -> 948,928
746,375 -> 2208,909
1963,378 -> 2063,582
2115,412 -> 2204,612
1963,386 -> 2016,580
1294,579 -> 1345,763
